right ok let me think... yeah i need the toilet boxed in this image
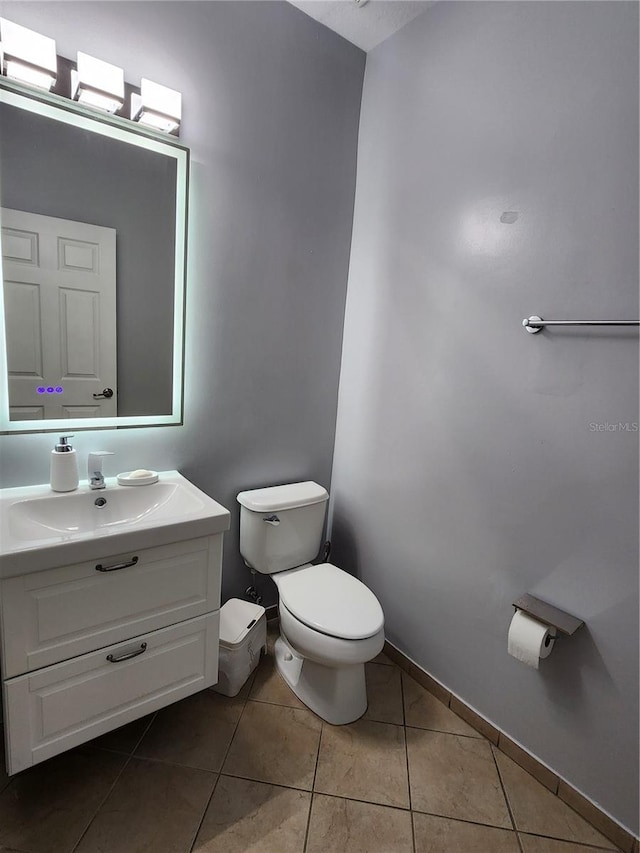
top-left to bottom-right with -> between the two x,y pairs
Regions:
237,481 -> 385,725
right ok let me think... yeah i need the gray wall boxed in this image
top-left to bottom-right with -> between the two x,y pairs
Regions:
0,103 -> 177,416
330,0 -> 638,834
0,1 -> 365,605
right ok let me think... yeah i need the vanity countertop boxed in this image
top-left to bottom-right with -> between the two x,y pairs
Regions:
0,470 -> 230,577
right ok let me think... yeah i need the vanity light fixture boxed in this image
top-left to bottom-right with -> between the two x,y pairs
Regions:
131,78 -> 181,134
71,51 -> 124,114
0,18 -> 57,90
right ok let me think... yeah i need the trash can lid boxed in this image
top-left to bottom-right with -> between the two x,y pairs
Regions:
219,598 -> 266,647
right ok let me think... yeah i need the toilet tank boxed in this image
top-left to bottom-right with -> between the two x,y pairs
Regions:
237,482 -> 329,575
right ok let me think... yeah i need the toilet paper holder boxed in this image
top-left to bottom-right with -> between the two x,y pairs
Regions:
512,594 -> 584,637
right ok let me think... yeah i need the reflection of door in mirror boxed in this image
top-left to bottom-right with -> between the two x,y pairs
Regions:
1,209 -> 117,420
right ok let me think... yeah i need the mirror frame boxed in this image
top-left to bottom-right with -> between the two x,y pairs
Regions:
0,77 -> 189,434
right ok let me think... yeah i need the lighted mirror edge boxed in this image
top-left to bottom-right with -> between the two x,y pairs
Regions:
0,77 -> 185,149
0,78 -> 189,434
172,148 -> 188,429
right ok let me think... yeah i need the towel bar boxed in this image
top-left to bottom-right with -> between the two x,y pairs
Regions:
523,316 -> 640,334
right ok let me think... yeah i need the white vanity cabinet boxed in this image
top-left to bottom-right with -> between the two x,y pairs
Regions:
0,473 -> 230,776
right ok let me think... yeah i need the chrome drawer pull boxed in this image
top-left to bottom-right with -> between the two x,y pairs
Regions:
95,556 -> 139,572
107,642 -> 147,663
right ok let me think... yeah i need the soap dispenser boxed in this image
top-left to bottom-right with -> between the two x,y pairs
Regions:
50,435 -> 79,493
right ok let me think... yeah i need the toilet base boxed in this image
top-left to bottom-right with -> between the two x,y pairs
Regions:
274,634 -> 367,725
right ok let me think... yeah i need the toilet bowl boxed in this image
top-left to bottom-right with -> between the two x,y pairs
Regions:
274,563 -> 384,724
237,482 -> 385,724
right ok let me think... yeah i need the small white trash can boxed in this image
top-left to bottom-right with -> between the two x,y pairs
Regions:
213,598 -> 267,697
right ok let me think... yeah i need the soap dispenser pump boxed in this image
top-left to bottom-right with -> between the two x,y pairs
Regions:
50,435 -> 79,493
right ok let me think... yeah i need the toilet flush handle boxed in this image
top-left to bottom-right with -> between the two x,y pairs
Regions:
263,515 -> 280,526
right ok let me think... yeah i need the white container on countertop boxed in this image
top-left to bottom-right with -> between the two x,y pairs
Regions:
50,435 -> 79,493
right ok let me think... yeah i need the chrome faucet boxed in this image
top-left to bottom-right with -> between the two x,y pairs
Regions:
88,451 -> 114,490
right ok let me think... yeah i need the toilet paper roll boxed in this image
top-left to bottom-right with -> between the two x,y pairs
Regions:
508,609 -> 556,669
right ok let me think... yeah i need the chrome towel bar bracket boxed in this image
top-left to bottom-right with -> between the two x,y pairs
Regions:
523,316 -> 640,334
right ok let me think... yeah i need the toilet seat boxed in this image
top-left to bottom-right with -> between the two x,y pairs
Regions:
279,600 -> 385,669
274,562 -> 384,640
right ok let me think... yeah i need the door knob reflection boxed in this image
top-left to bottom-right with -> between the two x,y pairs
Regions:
93,388 -> 114,399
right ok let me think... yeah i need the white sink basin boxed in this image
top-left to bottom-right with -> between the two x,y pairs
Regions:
0,471 -> 230,577
9,480 -> 206,539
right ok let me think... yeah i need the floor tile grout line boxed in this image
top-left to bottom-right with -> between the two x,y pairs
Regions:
492,745 -> 621,853
313,787 -> 412,813
516,830 -> 624,852
110,751 -> 219,773
248,639 -> 318,852
213,684 -> 253,779
399,666 -> 408,730
189,685 -> 252,853
316,787 -> 412,813
248,649 -> 305,710
525,830 -> 622,852
410,805 -> 528,834
555,809 -> 623,851
490,743 -> 524,853
403,722 -> 485,741
126,710 -> 159,758
216,766 -> 412,812
303,720 -> 324,853
242,692 -> 411,738
241,665 -> 259,701
410,810 -> 418,853
219,761 -> 410,812
411,809 -> 536,832
400,673 -> 417,853
310,721 -> 324,793
72,727 -> 159,851
70,750 -> 136,853
248,696 -> 305,711
217,770 -> 313,796
187,771 -> 222,853
529,796 -> 623,852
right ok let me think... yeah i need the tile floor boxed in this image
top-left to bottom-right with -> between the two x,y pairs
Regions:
0,625 -> 622,853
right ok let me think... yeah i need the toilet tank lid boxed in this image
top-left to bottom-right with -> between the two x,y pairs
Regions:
237,481 -> 328,512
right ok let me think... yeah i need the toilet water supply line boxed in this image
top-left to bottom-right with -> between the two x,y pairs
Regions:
245,569 -> 263,605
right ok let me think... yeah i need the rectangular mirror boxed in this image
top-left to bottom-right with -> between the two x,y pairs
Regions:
0,79 -> 189,433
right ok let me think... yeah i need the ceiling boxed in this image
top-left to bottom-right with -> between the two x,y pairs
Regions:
287,0 -> 436,52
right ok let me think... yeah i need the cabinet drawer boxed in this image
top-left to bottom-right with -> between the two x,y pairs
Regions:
3,611 -> 219,775
1,535 -> 222,677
